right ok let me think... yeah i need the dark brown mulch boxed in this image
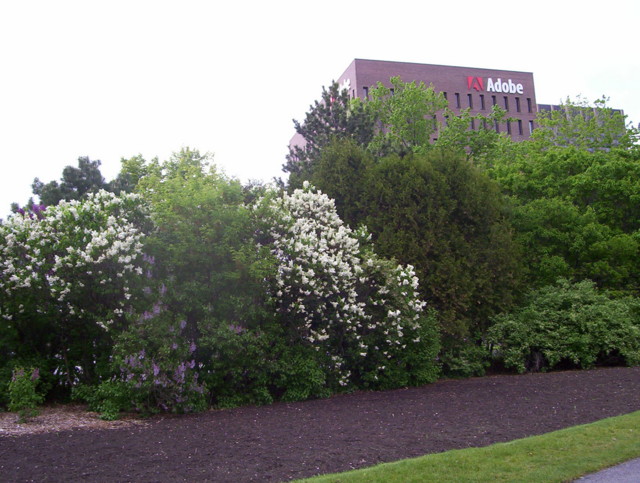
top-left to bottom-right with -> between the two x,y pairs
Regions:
1,367 -> 639,482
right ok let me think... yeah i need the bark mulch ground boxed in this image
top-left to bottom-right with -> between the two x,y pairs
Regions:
1,366 -> 639,482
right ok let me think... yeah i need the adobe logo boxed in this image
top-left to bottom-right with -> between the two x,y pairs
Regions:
467,76 -> 524,94
467,76 -> 484,91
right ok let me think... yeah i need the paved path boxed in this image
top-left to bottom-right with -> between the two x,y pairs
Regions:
577,457 -> 640,482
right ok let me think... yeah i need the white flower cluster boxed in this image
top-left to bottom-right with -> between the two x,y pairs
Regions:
0,190 -> 148,330
259,182 -> 431,387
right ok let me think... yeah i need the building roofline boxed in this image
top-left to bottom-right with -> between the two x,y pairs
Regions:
351,58 -> 534,76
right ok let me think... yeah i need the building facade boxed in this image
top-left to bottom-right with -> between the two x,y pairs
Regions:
336,58 -> 540,142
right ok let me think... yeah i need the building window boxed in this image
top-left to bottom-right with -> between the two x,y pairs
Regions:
492,95 -> 497,106
363,86 -> 369,99
470,118 -> 475,130
515,97 -> 521,112
527,98 -> 532,113
443,91 -> 448,100
495,120 -> 500,133
468,93 -> 473,109
480,94 -> 485,110
455,93 -> 461,108
506,120 -> 512,134
518,120 -> 523,135
529,120 -> 534,134
390,88 -> 395,95
504,96 -> 509,111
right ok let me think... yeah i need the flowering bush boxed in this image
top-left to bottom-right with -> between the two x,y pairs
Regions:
257,182 -> 440,390
0,191 -> 150,390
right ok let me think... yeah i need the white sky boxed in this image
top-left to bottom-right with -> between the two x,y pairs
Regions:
1,0 -> 638,217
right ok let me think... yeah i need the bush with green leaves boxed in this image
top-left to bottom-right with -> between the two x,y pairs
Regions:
488,279 -> 640,373
8,367 -> 44,422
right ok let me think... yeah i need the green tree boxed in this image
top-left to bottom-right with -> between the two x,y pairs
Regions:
284,81 -> 375,188
531,96 -> 639,151
31,156 -> 107,206
359,150 -> 522,340
488,147 -> 640,294
367,76 -> 448,156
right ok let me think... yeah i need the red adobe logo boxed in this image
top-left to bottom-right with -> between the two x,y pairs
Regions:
467,76 -> 484,91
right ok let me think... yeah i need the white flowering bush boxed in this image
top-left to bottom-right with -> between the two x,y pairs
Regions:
0,191 -> 150,390
257,182 -> 440,390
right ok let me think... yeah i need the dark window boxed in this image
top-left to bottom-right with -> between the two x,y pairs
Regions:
468,93 -> 473,109
492,95 -> 497,106
518,120 -> 523,135
504,96 -> 509,111
455,93 -> 461,108
515,97 -> 521,112
506,120 -> 512,134
527,98 -> 532,113
363,86 -> 369,99
390,88 -> 395,95
470,118 -> 475,130
529,120 -> 534,134
480,94 -> 485,110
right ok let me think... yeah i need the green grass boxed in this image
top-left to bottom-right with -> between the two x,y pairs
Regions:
299,410 -> 640,483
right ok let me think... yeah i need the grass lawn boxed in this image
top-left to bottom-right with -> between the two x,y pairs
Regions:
299,410 -> 640,482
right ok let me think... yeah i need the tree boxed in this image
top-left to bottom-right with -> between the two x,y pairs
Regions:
31,157 -> 107,206
367,76 -> 448,156
531,96 -> 639,151
488,147 -> 640,295
359,150 -> 522,341
284,81 -> 375,188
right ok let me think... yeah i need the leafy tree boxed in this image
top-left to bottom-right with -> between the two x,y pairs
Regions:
135,148 -> 275,334
434,106 -> 513,162
531,96 -> 639,151
31,156 -> 107,206
284,81 -> 375,188
358,150 -> 522,340
488,147 -> 640,294
367,76 -> 448,156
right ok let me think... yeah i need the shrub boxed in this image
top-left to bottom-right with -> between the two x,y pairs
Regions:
256,182 -> 440,390
0,191 -> 150,391
8,367 -> 44,422
487,279 -> 640,373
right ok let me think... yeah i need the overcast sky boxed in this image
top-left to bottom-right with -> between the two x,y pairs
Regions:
1,0 -> 638,217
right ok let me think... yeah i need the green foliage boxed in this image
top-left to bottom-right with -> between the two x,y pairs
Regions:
199,323 -> 329,407
72,380 -> 133,420
367,76 -> 447,156
433,106 -> 513,162
8,367 -> 44,422
285,81 -> 375,188
30,156 -> 108,207
359,150 -> 522,339
488,279 -> 640,373
438,342 -> 490,379
137,148 -> 276,334
531,96 -> 639,151
488,147 -> 640,294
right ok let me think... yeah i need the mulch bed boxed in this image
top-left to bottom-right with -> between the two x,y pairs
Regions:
1,366 -> 640,482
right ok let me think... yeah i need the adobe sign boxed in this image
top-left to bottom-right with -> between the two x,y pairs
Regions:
467,76 -> 524,94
